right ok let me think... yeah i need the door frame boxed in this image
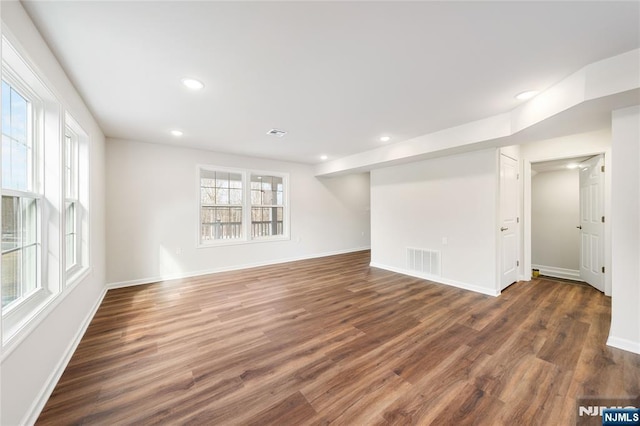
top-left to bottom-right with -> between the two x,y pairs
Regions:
498,153 -> 520,291
523,150 -> 612,295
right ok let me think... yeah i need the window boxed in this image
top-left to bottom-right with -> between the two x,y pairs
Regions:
63,112 -> 89,286
250,174 -> 284,238
2,81 -> 33,191
64,130 -> 79,272
1,36 -> 91,347
200,170 -> 243,241
198,167 -> 288,246
1,79 -> 40,309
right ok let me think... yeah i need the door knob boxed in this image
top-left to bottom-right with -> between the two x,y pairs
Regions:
576,226 -> 582,229
500,227 -> 508,231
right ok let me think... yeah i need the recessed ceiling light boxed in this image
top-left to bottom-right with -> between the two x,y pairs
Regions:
566,163 -> 579,169
515,90 -> 538,100
380,136 -> 391,143
181,78 -> 204,90
170,130 -> 183,137
320,155 -> 328,161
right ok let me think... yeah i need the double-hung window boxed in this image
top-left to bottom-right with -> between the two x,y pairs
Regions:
250,174 -> 284,238
198,167 -> 288,246
63,112 -> 89,286
1,36 -> 91,347
1,79 -> 40,309
200,170 -> 244,241
64,129 -> 79,273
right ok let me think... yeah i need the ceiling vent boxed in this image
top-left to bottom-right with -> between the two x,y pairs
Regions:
266,128 -> 287,137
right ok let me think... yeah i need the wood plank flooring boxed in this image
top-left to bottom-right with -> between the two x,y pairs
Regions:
37,250 -> 640,425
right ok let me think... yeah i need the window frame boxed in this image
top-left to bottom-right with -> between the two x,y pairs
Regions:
63,112 -> 90,288
250,173 -> 286,240
199,167 -> 245,242
197,165 -> 290,248
2,78 -> 35,192
63,128 -> 80,276
1,67 -> 45,318
0,33 -> 94,351
0,61 -> 53,347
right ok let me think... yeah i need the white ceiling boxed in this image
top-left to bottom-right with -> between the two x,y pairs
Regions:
22,1 -> 640,164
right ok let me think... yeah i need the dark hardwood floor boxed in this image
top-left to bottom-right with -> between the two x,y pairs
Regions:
37,250 -> 640,425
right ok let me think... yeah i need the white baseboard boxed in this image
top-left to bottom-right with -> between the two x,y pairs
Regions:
607,336 -> 640,355
23,287 -> 107,426
532,264 -> 581,281
107,246 -> 371,289
369,262 -> 500,297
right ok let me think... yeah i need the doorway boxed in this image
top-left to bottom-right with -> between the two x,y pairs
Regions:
528,154 -> 606,292
500,153 -> 519,290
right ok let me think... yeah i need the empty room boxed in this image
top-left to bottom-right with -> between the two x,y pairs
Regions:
1,1 -> 639,425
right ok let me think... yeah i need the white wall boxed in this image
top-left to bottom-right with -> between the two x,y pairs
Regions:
520,129 -> 611,162
1,2 -> 107,425
531,169 -> 580,277
609,105 -> 640,354
106,138 -> 370,286
370,148 -> 498,296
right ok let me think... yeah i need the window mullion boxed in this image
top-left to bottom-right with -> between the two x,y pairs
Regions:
243,171 -> 250,241
16,197 -> 23,300
2,188 -> 40,198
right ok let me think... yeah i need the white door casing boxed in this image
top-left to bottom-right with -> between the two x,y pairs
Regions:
500,154 -> 519,290
579,154 -> 605,292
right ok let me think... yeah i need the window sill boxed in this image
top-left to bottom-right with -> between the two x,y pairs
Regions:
2,288 -> 55,354
66,266 -> 91,290
2,266 -> 93,358
197,235 -> 290,249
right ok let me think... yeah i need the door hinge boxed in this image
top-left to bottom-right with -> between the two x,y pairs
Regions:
517,173 -> 520,180
601,165 -> 605,173
516,260 -> 520,267
517,217 -> 520,223
602,266 -> 605,273
602,216 -> 605,223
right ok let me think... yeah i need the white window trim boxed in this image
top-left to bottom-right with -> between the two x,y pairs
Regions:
63,113 -> 90,288
64,128 -> 80,276
2,62 -> 43,194
1,78 -> 41,308
196,165 -> 290,248
1,189 -> 44,315
248,172 -> 289,242
1,40 -> 52,343
0,33 -> 94,352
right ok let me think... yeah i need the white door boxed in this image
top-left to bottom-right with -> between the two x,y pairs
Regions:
500,154 -> 519,290
579,155 -> 604,292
